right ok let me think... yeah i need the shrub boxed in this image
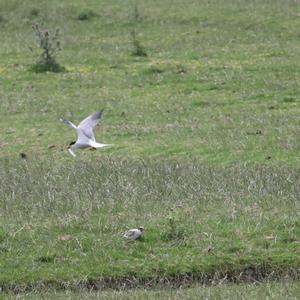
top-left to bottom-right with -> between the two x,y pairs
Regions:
29,23 -> 65,73
29,8 -> 39,18
133,5 -> 142,22
131,29 -> 147,57
161,207 -> 189,243
76,10 -> 98,21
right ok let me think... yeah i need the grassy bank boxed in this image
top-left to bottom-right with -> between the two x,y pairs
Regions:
3,281 -> 300,300
1,159 -> 299,289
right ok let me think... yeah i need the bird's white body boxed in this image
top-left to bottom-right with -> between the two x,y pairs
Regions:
123,227 -> 144,240
60,110 -> 112,157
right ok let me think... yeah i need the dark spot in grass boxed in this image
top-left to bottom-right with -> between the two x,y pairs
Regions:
283,96 -> 296,103
0,246 -> 8,253
281,236 -> 297,243
131,30 -> 147,57
133,6 -> 143,23
0,228 -> 8,243
36,255 -> 56,263
266,156 -> 272,160
268,105 -> 276,110
132,46 -> 147,57
30,63 -> 66,73
0,15 -> 6,23
208,84 -> 224,90
20,153 -> 27,159
76,10 -> 98,21
192,100 -> 210,107
246,130 -> 263,136
29,8 -> 39,18
228,246 -> 242,253
144,67 -> 163,74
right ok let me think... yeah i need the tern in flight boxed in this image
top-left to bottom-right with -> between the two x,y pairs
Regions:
60,109 -> 112,157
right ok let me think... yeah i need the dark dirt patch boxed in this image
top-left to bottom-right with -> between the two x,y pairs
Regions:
2,266 -> 300,294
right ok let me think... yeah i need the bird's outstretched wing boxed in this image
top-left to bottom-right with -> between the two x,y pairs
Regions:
78,109 -> 104,141
59,117 -> 77,130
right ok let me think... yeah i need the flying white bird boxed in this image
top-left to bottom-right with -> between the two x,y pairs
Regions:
60,109 -> 112,157
123,227 -> 144,240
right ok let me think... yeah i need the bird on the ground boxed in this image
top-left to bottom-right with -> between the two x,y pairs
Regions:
123,227 -> 144,240
60,109 -> 112,157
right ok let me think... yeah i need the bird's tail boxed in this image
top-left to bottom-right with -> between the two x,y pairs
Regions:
90,142 -> 113,148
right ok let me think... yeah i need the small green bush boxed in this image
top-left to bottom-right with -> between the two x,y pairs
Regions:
29,8 -> 39,18
76,10 -> 98,21
131,29 -> 147,57
161,207 -> 189,242
29,23 -> 65,73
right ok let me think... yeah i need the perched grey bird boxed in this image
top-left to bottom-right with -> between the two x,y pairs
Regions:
60,109 -> 112,157
123,227 -> 144,240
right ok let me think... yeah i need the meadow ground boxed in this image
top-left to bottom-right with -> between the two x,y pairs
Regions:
0,0 -> 300,296
3,281 -> 300,299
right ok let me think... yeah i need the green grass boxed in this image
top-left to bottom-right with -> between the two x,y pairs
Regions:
0,159 -> 300,289
0,0 -> 300,163
2,281 -> 300,299
0,0 -> 300,293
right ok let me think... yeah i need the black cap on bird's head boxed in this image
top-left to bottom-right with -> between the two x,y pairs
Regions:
68,141 -> 76,148
138,227 -> 144,232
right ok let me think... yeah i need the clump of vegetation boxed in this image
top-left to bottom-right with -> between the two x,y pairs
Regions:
76,10 -> 98,21
131,29 -> 147,57
133,5 -> 143,22
161,207 -> 188,242
29,8 -> 39,18
29,23 -> 65,73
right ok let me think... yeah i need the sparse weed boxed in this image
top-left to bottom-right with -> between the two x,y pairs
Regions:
131,29 -> 147,57
133,5 -> 142,22
161,207 -> 188,242
29,8 -> 39,18
76,10 -> 98,21
29,23 -> 65,73
1,159 -> 299,288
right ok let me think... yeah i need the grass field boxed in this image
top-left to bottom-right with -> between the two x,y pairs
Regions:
4,281 -> 300,299
1,0 -> 300,296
